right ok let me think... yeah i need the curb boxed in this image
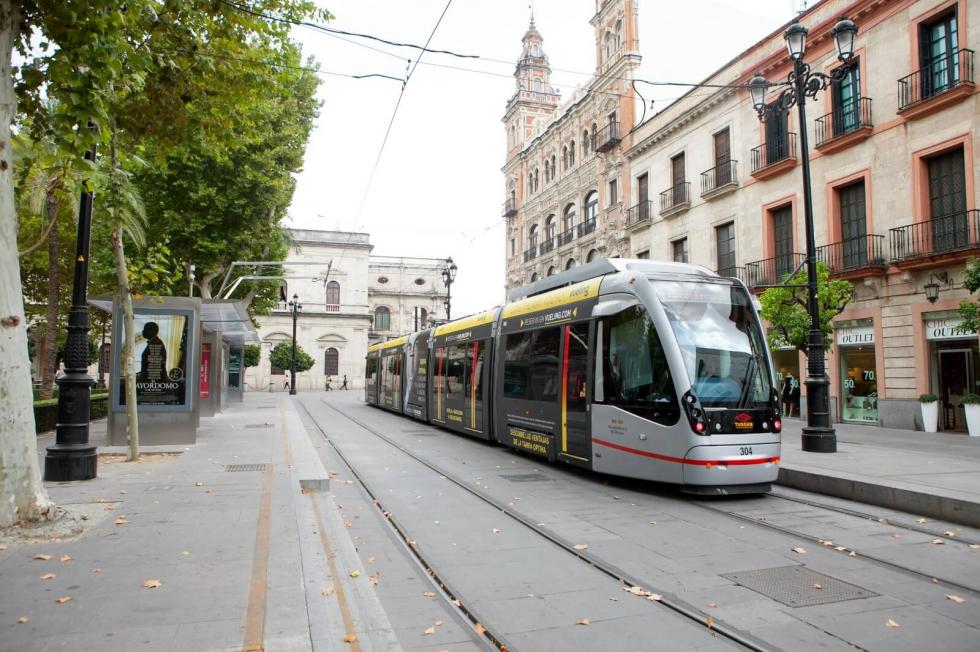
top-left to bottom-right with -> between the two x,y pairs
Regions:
777,466 -> 980,529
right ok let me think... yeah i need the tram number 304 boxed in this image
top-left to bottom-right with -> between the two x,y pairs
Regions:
739,447 -> 753,456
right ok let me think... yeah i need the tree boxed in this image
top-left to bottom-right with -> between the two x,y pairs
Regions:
269,341 -> 314,374
958,258 -> 980,334
759,262 -> 853,356
243,344 -> 261,369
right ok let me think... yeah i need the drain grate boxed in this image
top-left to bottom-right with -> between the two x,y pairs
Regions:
224,464 -> 270,473
500,473 -> 551,483
244,423 -> 273,429
721,565 -> 876,607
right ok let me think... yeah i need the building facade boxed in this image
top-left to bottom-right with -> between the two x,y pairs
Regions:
625,0 -> 978,431
502,0 -> 641,291
246,229 -> 447,391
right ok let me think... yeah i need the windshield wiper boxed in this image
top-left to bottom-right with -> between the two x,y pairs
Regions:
737,356 -> 757,409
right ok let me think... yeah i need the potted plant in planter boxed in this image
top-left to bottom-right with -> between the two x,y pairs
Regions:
962,393 -> 980,437
919,394 -> 939,433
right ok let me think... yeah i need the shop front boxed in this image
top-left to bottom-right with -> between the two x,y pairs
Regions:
925,311 -> 979,432
771,347 -> 801,418
836,320 -> 878,424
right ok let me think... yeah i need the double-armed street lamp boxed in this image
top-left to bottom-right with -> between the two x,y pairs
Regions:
288,293 -> 301,395
748,15 -> 858,454
442,257 -> 458,321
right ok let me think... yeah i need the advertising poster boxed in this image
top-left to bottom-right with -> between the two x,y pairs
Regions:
200,343 -> 211,399
228,348 -> 242,389
120,313 -> 189,407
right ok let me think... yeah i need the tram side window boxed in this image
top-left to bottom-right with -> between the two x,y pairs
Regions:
596,306 -> 679,425
445,344 -> 467,402
365,355 -> 378,388
566,323 -> 589,410
504,328 -> 560,402
464,341 -> 486,401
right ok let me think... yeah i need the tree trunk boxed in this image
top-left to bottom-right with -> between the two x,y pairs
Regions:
39,188 -> 60,399
0,0 -> 54,527
197,271 -> 217,299
112,225 -> 139,461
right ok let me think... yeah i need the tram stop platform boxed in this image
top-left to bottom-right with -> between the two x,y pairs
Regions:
2,393 -> 980,651
778,418 -> 980,528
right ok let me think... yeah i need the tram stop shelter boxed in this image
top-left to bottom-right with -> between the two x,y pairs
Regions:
89,296 -> 257,446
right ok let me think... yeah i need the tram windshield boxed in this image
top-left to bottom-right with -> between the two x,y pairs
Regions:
655,280 -> 773,409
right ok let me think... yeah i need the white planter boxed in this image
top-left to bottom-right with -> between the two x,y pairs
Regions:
966,404 -> 980,437
921,401 -> 939,433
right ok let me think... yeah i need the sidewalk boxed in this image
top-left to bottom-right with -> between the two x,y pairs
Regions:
778,418 -> 980,527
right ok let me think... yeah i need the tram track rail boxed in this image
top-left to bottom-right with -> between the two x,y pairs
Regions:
305,397 -> 778,652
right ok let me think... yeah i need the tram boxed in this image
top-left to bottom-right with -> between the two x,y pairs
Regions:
365,259 -> 781,494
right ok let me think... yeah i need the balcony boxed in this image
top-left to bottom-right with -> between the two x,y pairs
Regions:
889,210 -> 980,269
700,160 -> 738,199
898,49 -> 974,118
503,197 -> 517,217
815,97 -> 873,153
523,246 -> 538,263
659,182 -> 691,217
815,234 -> 887,279
715,266 -> 749,286
745,253 -> 806,290
750,133 -> 797,180
539,236 -> 555,255
625,200 -> 653,230
593,121 -> 621,153
557,226 -> 576,247
579,219 -> 597,237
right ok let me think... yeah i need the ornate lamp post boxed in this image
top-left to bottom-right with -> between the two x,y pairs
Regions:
441,257 -> 458,320
288,293 -> 301,395
748,16 -> 858,453
45,143 -> 98,481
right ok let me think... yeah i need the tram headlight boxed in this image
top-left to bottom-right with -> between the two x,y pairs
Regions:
682,390 -> 709,436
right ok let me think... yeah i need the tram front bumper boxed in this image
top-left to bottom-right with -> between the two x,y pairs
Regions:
681,443 -> 780,488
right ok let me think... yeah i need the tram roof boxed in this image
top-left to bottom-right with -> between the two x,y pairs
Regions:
507,258 -> 717,302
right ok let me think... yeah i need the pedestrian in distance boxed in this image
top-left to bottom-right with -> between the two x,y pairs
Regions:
325,376 -> 332,391
341,374 -> 349,390
284,378 -> 290,391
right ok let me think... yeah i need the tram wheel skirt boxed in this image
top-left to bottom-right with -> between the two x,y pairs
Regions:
680,483 -> 772,496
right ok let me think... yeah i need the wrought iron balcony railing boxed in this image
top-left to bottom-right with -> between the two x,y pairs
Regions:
745,253 -> 806,288
659,182 -> 690,213
593,121 -> 621,153
557,226 -> 576,247
890,210 -> 980,262
750,133 -> 797,173
700,160 -> 738,195
539,236 -> 555,254
898,48 -> 974,111
625,200 -> 653,227
579,219 -> 597,236
815,234 -> 886,274
503,197 -> 517,217
815,97 -> 873,146
523,245 -> 538,263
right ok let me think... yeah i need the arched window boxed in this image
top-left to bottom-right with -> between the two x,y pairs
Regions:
544,159 -> 550,183
582,129 -> 590,157
533,78 -> 542,92
419,308 -> 428,326
587,249 -> 600,263
374,306 -> 390,331
547,266 -> 556,276
563,203 -> 576,232
325,348 -> 339,376
534,168 -> 539,192
545,214 -> 557,240
509,125 -> 516,148
562,145 -> 568,170
326,281 -> 340,312
569,140 -> 576,166
565,258 -> 577,270
528,224 -> 539,249
584,191 -> 598,226
530,272 -> 539,283
528,172 -> 534,195
550,154 -> 556,178
604,31 -> 615,59
615,19 -> 623,50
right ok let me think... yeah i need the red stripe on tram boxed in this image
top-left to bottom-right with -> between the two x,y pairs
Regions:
591,437 -> 779,467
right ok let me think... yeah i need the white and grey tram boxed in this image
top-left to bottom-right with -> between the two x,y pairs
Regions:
365,259 -> 782,494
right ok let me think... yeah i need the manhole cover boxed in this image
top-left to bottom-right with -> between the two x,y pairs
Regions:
500,473 -> 551,483
244,423 -> 273,429
722,566 -> 876,607
225,464 -> 270,473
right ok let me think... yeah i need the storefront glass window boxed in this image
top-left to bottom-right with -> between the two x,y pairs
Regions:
772,349 -> 800,417
840,346 -> 877,423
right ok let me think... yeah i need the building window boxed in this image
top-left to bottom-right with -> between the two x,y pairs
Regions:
325,347 -> 339,376
508,125 -> 515,149
838,181 -> 868,268
670,152 -> 686,206
547,265 -> 555,276
587,249 -> 600,263
562,145 -> 569,170
529,224 -> 539,249
419,307 -> 428,326
672,238 -> 688,263
764,100 -> 790,164
584,191 -> 598,227
831,59 -> 861,136
544,159 -> 551,183
608,178 -> 618,206
637,172 -> 650,220
563,203 -> 576,233
927,146 -> 967,251
528,172 -> 533,195
919,9 -> 960,99
377,276 -> 388,284
530,272 -> 538,283
510,238 -> 515,256
414,277 -> 425,285
636,250 -> 650,259
326,280 -> 340,312
545,214 -> 556,240
551,154 -> 556,179
565,258 -> 577,270
374,306 -> 391,331
772,205 -> 794,278
716,222 -> 736,276
569,140 -> 576,165
714,128 -> 732,185
533,168 -> 539,193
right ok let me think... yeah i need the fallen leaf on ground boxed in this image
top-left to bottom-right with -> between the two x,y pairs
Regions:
817,539 -> 832,546
322,586 -> 335,597
892,534 -> 902,539
55,596 -> 72,604
706,615 -> 713,629
34,554 -> 52,561
114,517 -> 128,525
40,573 -> 56,580
142,579 -> 162,589
814,583 -> 822,590
422,591 -> 435,598
367,556 -> 375,563
343,521 -> 352,529
946,594 -> 966,604
369,572 -> 380,586
931,538 -> 945,545
886,619 -> 900,628
848,551 -> 858,557
573,544 -> 589,551
608,597 -> 619,602
59,554 -> 71,562
649,521 -> 656,526
707,602 -> 717,608
932,578 -> 940,584
834,546 -> 847,552
91,568 -> 101,574
491,528 -> 500,534
452,598 -> 461,607
16,616 -> 28,624
970,544 -> 980,549
612,495 -> 620,500
349,570 -> 361,578
576,618 -> 591,625
180,551 -> 190,556
423,626 -> 436,636
342,633 -> 357,644
195,482 -> 204,487
435,620 -> 443,626
0,544 -> 7,551
647,594 -> 663,601
944,531 -> 956,537
626,586 -> 651,597
916,517 -> 928,524
792,547 -> 807,554
475,623 -> 486,635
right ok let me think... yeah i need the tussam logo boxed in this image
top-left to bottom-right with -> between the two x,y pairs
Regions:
734,412 -> 754,429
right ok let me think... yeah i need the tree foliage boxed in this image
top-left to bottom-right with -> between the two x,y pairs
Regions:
759,262 -> 853,355
958,257 -> 980,333
243,344 -> 261,369
269,341 -> 314,374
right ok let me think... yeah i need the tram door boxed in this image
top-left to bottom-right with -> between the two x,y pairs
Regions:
560,322 -> 591,461
938,348 -> 977,431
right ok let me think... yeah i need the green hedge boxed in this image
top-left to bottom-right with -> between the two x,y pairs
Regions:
34,393 -> 110,435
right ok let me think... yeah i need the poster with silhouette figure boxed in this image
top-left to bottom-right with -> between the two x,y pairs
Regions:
119,313 -> 189,406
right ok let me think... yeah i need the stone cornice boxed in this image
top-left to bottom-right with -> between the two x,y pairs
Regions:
626,86 -> 737,160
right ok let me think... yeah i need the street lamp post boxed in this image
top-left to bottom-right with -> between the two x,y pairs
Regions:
441,257 -> 458,321
45,142 -> 98,482
288,293 -> 301,395
748,16 -> 858,454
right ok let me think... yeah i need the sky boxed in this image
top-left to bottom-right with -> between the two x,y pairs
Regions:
286,0 -> 804,317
